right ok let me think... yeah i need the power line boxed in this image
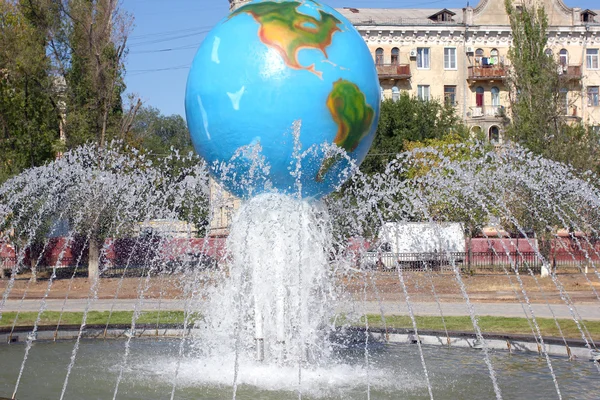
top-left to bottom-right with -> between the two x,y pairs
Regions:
127,64 -> 191,76
130,43 -> 200,55
129,30 -> 211,47
129,26 -> 214,41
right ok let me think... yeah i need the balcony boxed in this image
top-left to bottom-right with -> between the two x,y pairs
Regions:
468,66 -> 507,81
561,105 -> 582,122
558,65 -> 582,81
469,105 -> 505,118
376,64 -> 411,79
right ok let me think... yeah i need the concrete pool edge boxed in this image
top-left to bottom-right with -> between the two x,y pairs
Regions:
1,324 -> 597,361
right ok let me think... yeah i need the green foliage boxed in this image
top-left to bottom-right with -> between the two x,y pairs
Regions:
403,133 -> 487,180
360,93 -> 469,175
62,0 -> 128,148
0,1 -> 61,183
403,136 -> 492,233
129,106 -> 194,158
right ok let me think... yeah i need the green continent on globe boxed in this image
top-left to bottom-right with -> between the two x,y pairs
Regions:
316,79 -> 375,182
230,1 -> 341,77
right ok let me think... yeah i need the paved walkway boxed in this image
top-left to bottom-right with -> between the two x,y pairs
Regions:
343,300 -> 600,320
1,299 -> 599,320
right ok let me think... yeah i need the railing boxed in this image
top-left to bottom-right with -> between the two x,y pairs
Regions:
376,64 -> 411,79
468,66 -> 507,80
361,252 -> 543,274
1,257 -> 16,277
470,105 -> 505,118
558,65 -> 582,80
352,17 -> 461,26
562,106 -> 580,119
467,252 -> 542,274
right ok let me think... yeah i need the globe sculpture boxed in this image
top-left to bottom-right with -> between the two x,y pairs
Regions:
185,0 -> 380,199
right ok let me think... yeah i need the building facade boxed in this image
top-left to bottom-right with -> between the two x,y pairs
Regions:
337,0 -> 600,143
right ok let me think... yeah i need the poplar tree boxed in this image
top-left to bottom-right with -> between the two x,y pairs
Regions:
61,0 -> 132,148
504,0 -> 600,173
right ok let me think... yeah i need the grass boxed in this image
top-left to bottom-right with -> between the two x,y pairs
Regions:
0,311 -> 189,328
362,314 -> 600,341
1,312 -> 598,341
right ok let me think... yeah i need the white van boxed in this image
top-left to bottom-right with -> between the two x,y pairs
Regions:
365,222 -> 465,270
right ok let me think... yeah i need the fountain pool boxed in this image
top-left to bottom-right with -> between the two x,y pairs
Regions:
1,339 -> 599,399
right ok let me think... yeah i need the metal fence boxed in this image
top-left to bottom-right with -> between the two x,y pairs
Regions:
467,252 -> 542,274
2,252 -> 598,278
0,257 -> 16,278
364,252 -> 551,274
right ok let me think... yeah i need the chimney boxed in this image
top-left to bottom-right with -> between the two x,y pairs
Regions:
572,7 -> 581,26
463,6 -> 474,26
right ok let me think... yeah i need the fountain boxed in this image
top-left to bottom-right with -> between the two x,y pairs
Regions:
1,0 -> 600,399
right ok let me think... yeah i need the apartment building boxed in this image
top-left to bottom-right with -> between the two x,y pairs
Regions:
337,0 -> 600,143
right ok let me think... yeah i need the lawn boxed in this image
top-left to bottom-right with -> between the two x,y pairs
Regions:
1,312 -> 598,341
0,311 -> 188,328
362,314 -> 600,341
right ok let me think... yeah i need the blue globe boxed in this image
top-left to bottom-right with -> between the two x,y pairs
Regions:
185,0 -> 380,199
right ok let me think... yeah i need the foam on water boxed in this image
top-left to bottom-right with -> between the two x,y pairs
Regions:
137,355 -> 423,397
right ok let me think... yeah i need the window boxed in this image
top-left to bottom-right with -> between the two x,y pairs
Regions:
490,48 -> 499,65
588,86 -> 599,107
444,86 -> 456,105
587,49 -> 599,70
489,126 -> 500,144
375,48 -> 384,66
392,86 -> 400,102
560,88 -> 568,114
476,86 -> 484,107
417,48 -> 430,69
491,87 -> 500,107
391,48 -> 399,65
581,10 -> 597,23
559,49 -> 568,66
428,9 -> 456,22
417,85 -> 430,101
544,48 -> 553,57
475,48 -> 484,65
444,48 -> 457,69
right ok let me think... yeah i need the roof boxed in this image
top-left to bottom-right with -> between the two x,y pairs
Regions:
335,6 -> 600,27
428,8 -> 457,18
336,7 -> 464,26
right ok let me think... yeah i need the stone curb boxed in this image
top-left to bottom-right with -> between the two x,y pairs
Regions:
1,325 -> 597,361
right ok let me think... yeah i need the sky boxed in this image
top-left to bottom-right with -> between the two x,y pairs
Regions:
122,0 -> 598,119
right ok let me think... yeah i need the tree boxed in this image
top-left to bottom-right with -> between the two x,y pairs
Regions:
504,0 -> 600,174
360,93 -> 469,175
61,0 -> 132,149
128,106 -> 194,158
0,1 -> 61,183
